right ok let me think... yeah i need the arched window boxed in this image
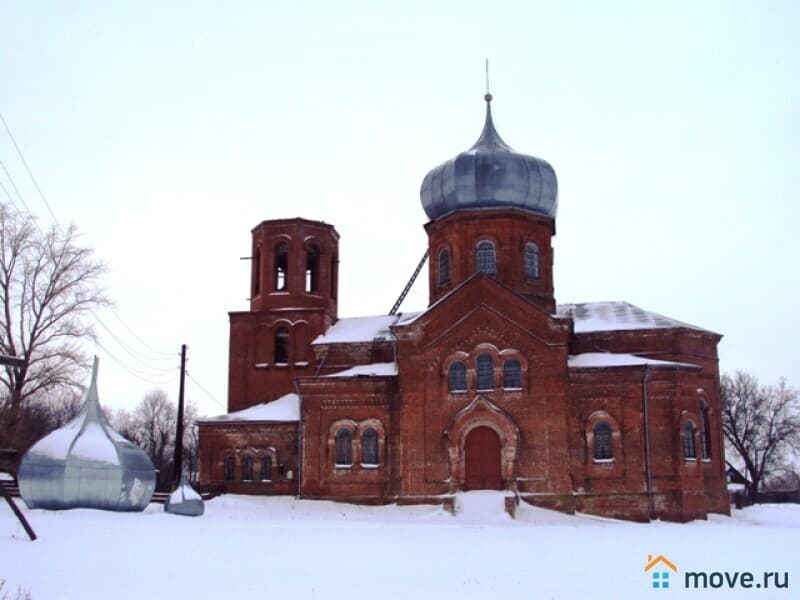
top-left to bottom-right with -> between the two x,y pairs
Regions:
448,361 -> 467,392
330,254 -> 338,299
242,454 -> 254,481
524,242 -> 540,280
438,248 -> 450,286
252,246 -> 262,297
223,453 -> 235,481
261,456 -> 272,481
699,401 -> 711,460
476,353 -> 494,391
274,243 -> 288,291
683,421 -> 697,459
594,422 -> 613,460
274,327 -> 289,364
503,359 -> 521,389
361,428 -> 379,466
305,245 -> 320,293
335,429 -> 352,466
475,240 -> 496,276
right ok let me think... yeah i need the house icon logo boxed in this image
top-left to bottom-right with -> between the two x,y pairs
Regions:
645,554 -> 678,589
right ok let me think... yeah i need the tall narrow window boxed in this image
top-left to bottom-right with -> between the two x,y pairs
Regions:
448,361 -> 467,392
335,429 -> 352,466
476,353 -> 494,391
330,254 -> 338,299
274,243 -> 288,291
503,359 -> 521,389
594,422 -> 613,460
223,453 -> 235,481
274,327 -> 289,364
242,454 -> 254,481
699,402 -> 711,460
438,248 -> 450,286
361,428 -> 379,466
524,242 -> 540,280
475,240 -> 496,276
683,421 -> 697,459
252,246 -> 262,297
305,245 -> 320,293
261,456 -> 272,481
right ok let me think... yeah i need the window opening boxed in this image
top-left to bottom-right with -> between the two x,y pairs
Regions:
223,454 -> 235,482
252,246 -> 262,297
261,456 -> 272,481
594,422 -> 613,460
274,327 -> 289,364
335,429 -> 352,466
683,421 -> 697,459
305,246 -> 320,293
242,454 -> 254,481
524,242 -> 540,280
699,401 -> 711,460
274,243 -> 288,291
503,359 -> 521,389
361,428 -> 379,466
448,361 -> 467,392
476,354 -> 494,391
438,248 -> 451,286
475,240 -> 496,276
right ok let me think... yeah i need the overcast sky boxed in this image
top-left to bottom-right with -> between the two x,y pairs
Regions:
1,1 -> 798,416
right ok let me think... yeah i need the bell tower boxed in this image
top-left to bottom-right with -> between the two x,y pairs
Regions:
420,94 -> 558,313
228,218 -> 339,412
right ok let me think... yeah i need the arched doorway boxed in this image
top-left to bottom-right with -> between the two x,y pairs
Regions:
464,426 -> 502,490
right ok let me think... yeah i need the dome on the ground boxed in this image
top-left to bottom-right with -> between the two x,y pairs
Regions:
18,358 -> 156,511
420,95 -> 558,222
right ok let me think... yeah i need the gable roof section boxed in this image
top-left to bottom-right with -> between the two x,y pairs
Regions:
558,301 -> 716,335
568,352 -> 700,370
312,314 -> 421,345
200,393 -> 300,423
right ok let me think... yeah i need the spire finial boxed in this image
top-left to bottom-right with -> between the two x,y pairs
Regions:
484,58 -> 492,103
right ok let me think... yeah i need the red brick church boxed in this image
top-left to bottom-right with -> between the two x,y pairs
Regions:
198,95 -> 730,521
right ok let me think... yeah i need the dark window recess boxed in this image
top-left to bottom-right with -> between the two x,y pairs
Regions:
448,361 -> 467,392
242,455 -> 254,481
305,246 -> 320,293
594,422 -> 613,460
683,422 -> 697,459
699,402 -> 712,460
274,327 -> 289,363
503,359 -> 521,389
252,247 -> 261,297
361,428 -> 379,465
223,454 -> 235,481
475,241 -> 496,276
524,242 -> 540,280
274,243 -> 288,291
335,429 -> 352,466
438,248 -> 451,286
476,354 -> 494,391
261,456 -> 272,481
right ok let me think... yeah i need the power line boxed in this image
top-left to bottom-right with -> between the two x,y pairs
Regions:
186,371 -> 226,410
0,157 -> 31,213
96,340 -> 179,386
94,312 -> 176,368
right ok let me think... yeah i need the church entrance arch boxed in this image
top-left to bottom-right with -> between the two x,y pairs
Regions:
464,426 -> 502,490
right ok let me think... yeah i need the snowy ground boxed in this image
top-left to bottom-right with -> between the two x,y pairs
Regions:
2,492 -> 799,599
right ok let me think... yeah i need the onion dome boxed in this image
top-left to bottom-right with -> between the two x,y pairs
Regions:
18,357 -> 156,511
164,473 -> 205,517
420,94 -> 558,221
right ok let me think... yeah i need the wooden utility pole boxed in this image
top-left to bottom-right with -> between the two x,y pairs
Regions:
173,344 -> 187,488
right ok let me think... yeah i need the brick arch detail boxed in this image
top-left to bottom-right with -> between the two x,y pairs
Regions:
445,395 -> 520,492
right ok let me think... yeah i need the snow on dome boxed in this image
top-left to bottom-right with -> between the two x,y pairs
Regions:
558,301 -> 711,334
18,357 -> 156,511
202,393 -> 300,423
568,352 -> 700,370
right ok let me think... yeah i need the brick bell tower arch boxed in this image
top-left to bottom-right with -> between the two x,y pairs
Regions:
445,396 -> 520,492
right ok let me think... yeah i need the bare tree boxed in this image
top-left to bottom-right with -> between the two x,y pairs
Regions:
721,371 -> 800,502
0,202 -> 110,450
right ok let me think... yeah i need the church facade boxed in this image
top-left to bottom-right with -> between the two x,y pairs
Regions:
198,96 -> 730,522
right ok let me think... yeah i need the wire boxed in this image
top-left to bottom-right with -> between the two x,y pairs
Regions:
107,307 -> 175,358
0,180 -> 22,213
186,372 -> 226,410
96,340 -> 179,386
95,313 -> 176,368
0,157 -> 31,213
0,113 -> 61,231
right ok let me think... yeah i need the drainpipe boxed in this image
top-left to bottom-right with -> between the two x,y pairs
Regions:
293,379 -> 303,500
642,364 -> 655,520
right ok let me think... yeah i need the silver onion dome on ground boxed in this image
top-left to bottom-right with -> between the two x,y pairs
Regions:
18,357 -> 156,511
420,94 -> 558,222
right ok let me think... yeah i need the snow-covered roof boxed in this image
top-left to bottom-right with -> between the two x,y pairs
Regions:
568,352 -> 700,369
312,315 -> 399,345
323,362 -> 398,378
203,393 -> 300,423
557,301 -> 708,334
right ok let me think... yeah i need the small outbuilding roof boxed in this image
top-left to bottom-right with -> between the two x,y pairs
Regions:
568,352 -> 700,369
202,393 -> 300,423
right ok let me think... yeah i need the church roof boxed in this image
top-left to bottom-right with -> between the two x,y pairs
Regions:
202,393 -> 300,423
568,352 -> 700,369
420,94 -> 558,222
557,301 -> 714,334
323,362 -> 398,378
312,314 -> 421,345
